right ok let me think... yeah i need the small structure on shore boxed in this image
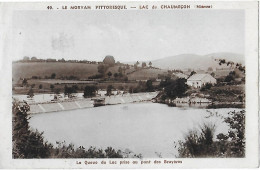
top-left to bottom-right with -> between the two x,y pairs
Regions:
173,97 -> 212,104
92,98 -> 105,107
187,74 -> 216,88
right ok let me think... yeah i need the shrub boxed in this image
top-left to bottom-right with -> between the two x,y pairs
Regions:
177,110 -> 245,158
12,100 -> 51,158
83,85 -> 97,98
200,83 -> 212,91
88,74 -> 103,79
177,124 -> 216,157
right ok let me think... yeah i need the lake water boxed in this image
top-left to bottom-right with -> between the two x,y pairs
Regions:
29,102 -> 239,158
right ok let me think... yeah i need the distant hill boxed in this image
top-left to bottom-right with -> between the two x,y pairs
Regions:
148,52 -> 244,70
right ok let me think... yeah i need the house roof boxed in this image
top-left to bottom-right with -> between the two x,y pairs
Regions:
188,74 -> 213,81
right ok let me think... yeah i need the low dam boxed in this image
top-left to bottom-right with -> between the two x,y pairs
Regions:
28,92 -> 159,114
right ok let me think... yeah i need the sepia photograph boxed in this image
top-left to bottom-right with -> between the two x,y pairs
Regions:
0,1 -> 258,169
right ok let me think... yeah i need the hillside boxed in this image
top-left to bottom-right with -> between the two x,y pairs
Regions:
127,68 -> 167,81
12,62 -> 163,83
12,62 -> 99,82
149,52 -> 244,70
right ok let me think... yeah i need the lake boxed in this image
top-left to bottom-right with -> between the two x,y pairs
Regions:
29,102 -> 240,158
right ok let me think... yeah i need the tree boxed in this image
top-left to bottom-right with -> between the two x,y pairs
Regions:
160,78 -> 188,99
134,64 -> 138,70
129,86 -> 134,93
114,73 -> 118,79
27,88 -> 34,98
207,67 -> 213,72
31,56 -> 37,61
210,72 -> 215,77
51,73 -> 56,79
224,71 -> 236,82
216,59 -> 245,73
12,100 -> 51,158
54,88 -> 61,94
149,61 -> 152,67
64,85 -> 77,97
83,85 -> 97,98
98,64 -> 107,75
22,78 -> 28,87
23,56 -> 30,61
224,75 -> 234,82
136,61 -> 140,66
50,84 -> 55,92
142,62 -> 146,68
118,72 -> 123,78
189,71 -> 196,77
118,67 -> 123,74
200,83 -> 212,91
124,76 -> 128,82
122,67 -> 126,74
103,55 -> 115,66
146,80 -> 154,92
107,71 -> 112,78
106,85 -> 113,96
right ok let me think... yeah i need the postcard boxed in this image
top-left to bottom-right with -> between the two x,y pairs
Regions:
0,1 -> 258,168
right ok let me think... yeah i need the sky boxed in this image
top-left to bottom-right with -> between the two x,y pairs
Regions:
12,10 -> 244,62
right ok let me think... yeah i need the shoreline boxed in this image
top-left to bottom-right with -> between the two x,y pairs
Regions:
26,92 -> 159,114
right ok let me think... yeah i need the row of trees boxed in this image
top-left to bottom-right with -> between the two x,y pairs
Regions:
19,56 -> 102,65
134,61 -> 152,70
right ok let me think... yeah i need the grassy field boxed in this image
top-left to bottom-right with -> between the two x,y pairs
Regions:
12,62 -> 99,82
12,62 -> 166,95
13,62 -> 167,83
13,81 -> 142,95
127,68 -> 167,80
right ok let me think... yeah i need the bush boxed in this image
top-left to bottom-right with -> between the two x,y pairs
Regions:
160,78 -> 188,99
64,85 -> 78,97
177,124 -> 216,157
106,85 -> 113,96
12,100 -> 51,158
88,74 -> 103,79
177,110 -> 245,158
83,85 -> 97,98
200,83 -> 212,91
